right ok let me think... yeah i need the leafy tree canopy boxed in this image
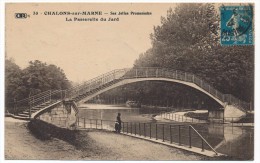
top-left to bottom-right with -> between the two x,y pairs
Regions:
5,59 -> 71,104
134,4 -> 254,102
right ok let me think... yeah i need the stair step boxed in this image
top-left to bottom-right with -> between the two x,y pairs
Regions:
38,104 -> 53,107
32,108 -> 43,111
38,106 -> 48,108
34,106 -> 44,108
40,103 -> 50,105
34,109 -> 44,111
17,113 -> 29,117
44,101 -> 52,103
11,115 -> 30,121
9,100 -> 62,121
23,110 -> 38,114
39,104 -> 50,107
31,108 -> 42,110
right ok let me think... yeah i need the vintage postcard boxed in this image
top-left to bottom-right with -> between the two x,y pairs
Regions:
4,2 -> 254,161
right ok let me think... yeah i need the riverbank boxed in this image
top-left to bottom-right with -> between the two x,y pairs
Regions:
5,118 -> 225,160
157,110 -> 254,126
155,110 -> 208,123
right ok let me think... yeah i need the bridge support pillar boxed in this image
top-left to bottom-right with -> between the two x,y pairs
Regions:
208,105 -> 246,123
224,105 -> 246,122
208,109 -> 224,123
37,100 -> 78,129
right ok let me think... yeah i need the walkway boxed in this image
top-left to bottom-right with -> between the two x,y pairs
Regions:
5,119 -> 214,160
8,67 -> 250,120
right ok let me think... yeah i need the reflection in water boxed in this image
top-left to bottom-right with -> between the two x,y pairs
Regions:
79,105 -> 140,122
191,123 -> 254,160
78,104 -> 254,160
78,104 -> 158,123
208,124 -> 254,160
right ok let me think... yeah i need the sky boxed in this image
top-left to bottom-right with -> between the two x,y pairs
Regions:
6,3 -> 177,82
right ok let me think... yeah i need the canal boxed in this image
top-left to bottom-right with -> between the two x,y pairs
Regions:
77,104 -> 254,160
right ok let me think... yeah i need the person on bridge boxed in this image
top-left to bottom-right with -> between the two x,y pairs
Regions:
115,113 -> 122,133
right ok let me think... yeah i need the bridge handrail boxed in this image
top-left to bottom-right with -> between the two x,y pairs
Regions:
29,90 -> 63,105
68,69 -> 127,91
65,68 -> 130,99
29,90 -> 52,100
7,89 -> 65,115
65,70 -> 115,92
120,67 -> 250,111
8,67 -> 251,116
14,69 -> 125,111
11,90 -> 52,104
189,125 -> 218,155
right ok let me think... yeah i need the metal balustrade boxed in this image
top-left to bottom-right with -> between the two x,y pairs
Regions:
77,117 -> 218,155
7,67 -> 250,118
7,90 -> 66,117
159,111 -> 254,124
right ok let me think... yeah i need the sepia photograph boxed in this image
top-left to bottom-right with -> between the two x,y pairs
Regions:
3,2 -> 255,161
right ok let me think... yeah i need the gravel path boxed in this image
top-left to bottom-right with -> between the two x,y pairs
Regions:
5,119 -> 210,160
84,130 -> 207,160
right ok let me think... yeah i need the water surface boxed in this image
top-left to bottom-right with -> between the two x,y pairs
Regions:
78,104 -> 254,160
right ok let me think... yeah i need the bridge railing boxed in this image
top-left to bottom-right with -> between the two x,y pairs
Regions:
6,68 -> 128,115
76,117 -> 218,155
64,69 -> 130,99
160,111 -> 254,125
120,68 -> 250,111
160,111 -> 208,123
7,90 -> 65,116
6,67 -> 251,116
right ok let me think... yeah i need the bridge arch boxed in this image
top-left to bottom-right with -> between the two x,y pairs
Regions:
77,77 -> 225,106
10,67 -> 249,120
66,67 -> 249,113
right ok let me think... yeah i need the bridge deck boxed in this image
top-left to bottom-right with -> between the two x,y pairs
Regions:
9,67 -> 250,120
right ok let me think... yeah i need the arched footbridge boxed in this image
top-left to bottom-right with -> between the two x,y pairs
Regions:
8,67 -> 250,120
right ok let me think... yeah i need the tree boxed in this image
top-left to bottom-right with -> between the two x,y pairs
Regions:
5,59 -> 72,108
5,58 -> 25,104
21,60 -> 71,95
134,3 -> 254,102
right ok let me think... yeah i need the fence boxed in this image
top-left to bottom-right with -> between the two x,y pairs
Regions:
159,111 -> 254,125
159,111 -> 208,123
76,118 -> 218,155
